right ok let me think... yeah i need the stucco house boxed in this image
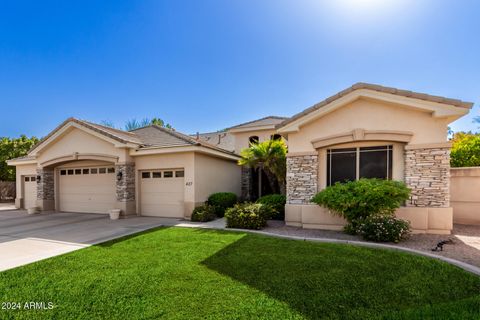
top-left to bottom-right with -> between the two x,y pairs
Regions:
8,83 -> 472,234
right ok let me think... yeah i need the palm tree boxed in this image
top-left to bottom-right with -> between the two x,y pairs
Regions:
238,139 -> 287,195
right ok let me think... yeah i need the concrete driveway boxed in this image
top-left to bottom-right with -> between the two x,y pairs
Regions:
0,209 -> 167,272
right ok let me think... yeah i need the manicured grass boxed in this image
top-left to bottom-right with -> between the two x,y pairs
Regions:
1,227 -> 479,319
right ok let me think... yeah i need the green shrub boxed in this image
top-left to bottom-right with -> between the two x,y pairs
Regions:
256,194 -> 286,220
225,203 -> 276,230
450,132 -> 480,167
357,215 -> 411,243
191,204 -> 217,222
311,179 -> 410,231
206,192 -> 238,217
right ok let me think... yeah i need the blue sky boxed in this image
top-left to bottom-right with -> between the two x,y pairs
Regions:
0,0 -> 479,137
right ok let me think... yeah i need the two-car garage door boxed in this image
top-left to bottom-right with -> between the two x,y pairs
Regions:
140,169 -> 185,218
58,166 -> 116,214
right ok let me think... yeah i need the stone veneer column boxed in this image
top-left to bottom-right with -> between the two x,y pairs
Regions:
115,163 -> 136,215
286,155 -> 318,204
405,147 -> 450,207
36,167 -> 55,211
241,166 -> 253,201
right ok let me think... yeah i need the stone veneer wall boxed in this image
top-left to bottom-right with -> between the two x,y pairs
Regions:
116,163 -> 135,202
286,155 -> 318,204
240,166 -> 253,201
36,167 -> 54,201
405,147 -> 450,207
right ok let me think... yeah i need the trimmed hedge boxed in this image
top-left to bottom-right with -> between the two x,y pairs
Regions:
256,194 -> 286,220
207,192 -> 238,217
357,216 -> 411,243
191,204 -> 217,222
311,179 -> 410,232
225,203 -> 276,230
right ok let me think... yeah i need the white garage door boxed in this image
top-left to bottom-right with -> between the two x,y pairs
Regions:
23,176 -> 37,209
140,169 -> 185,218
58,166 -> 116,214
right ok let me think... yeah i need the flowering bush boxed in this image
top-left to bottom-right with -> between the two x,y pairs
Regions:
191,204 -> 217,222
225,203 -> 276,230
356,216 -> 411,243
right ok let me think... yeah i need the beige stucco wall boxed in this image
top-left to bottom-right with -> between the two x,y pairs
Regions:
36,127 -> 132,165
194,152 -> 241,203
451,167 -> 480,225
287,99 -> 450,154
231,129 -> 278,154
14,163 -> 37,208
285,204 -> 452,234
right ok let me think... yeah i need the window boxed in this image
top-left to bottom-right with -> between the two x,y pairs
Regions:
152,172 -> 161,178
67,169 -> 74,175
142,172 -> 151,179
31,176 -> 36,182
249,136 -> 259,144
82,168 -> 90,175
107,167 -> 115,174
60,170 -> 67,176
271,134 -> 282,141
175,170 -> 184,178
99,168 -> 106,174
24,177 -> 30,182
327,145 -> 393,186
163,171 -> 173,178
75,169 -> 82,175
90,168 -> 98,174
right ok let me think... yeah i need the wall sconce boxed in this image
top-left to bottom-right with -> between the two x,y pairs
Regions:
117,171 -> 123,181
36,175 -> 41,182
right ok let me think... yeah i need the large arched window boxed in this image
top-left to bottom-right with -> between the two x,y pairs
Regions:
249,136 -> 259,145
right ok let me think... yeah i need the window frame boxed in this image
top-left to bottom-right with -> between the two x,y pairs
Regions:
326,145 -> 393,186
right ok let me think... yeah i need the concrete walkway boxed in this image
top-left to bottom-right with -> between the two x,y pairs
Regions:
0,210 -> 165,272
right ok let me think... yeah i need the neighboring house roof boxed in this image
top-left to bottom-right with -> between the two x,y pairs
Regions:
277,83 -> 474,130
227,116 -> 288,131
191,131 -> 235,152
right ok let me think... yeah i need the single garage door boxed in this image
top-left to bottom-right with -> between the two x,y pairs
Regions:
140,169 -> 185,217
58,166 -> 116,214
23,176 -> 37,209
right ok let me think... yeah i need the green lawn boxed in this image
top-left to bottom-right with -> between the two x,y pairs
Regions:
0,227 -> 479,319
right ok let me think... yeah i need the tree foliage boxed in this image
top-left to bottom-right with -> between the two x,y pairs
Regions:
0,135 -> 39,181
450,132 -> 480,167
238,139 -> 287,195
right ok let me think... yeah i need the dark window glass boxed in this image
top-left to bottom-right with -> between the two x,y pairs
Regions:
67,169 -> 74,175
82,169 -> 89,175
142,172 -> 151,179
90,168 -> 98,174
75,169 -> 82,175
249,136 -> 259,144
359,146 -> 392,179
24,177 -> 30,182
271,134 -> 282,141
327,148 -> 357,186
164,171 -> 173,178
175,170 -> 184,178
30,177 -> 36,182
152,172 -> 161,178
99,168 -> 106,174
107,167 -> 115,174
60,170 -> 67,176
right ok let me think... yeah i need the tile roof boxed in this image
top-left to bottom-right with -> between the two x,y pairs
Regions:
192,131 -> 235,152
228,116 -> 288,130
277,83 -> 474,129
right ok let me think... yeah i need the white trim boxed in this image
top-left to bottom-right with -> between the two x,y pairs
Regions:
228,125 -> 277,133
130,145 -> 240,161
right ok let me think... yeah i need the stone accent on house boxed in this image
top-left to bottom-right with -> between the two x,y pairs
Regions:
405,147 -> 450,207
286,155 -> 318,204
36,167 -> 54,201
116,163 -> 135,202
241,166 -> 253,201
